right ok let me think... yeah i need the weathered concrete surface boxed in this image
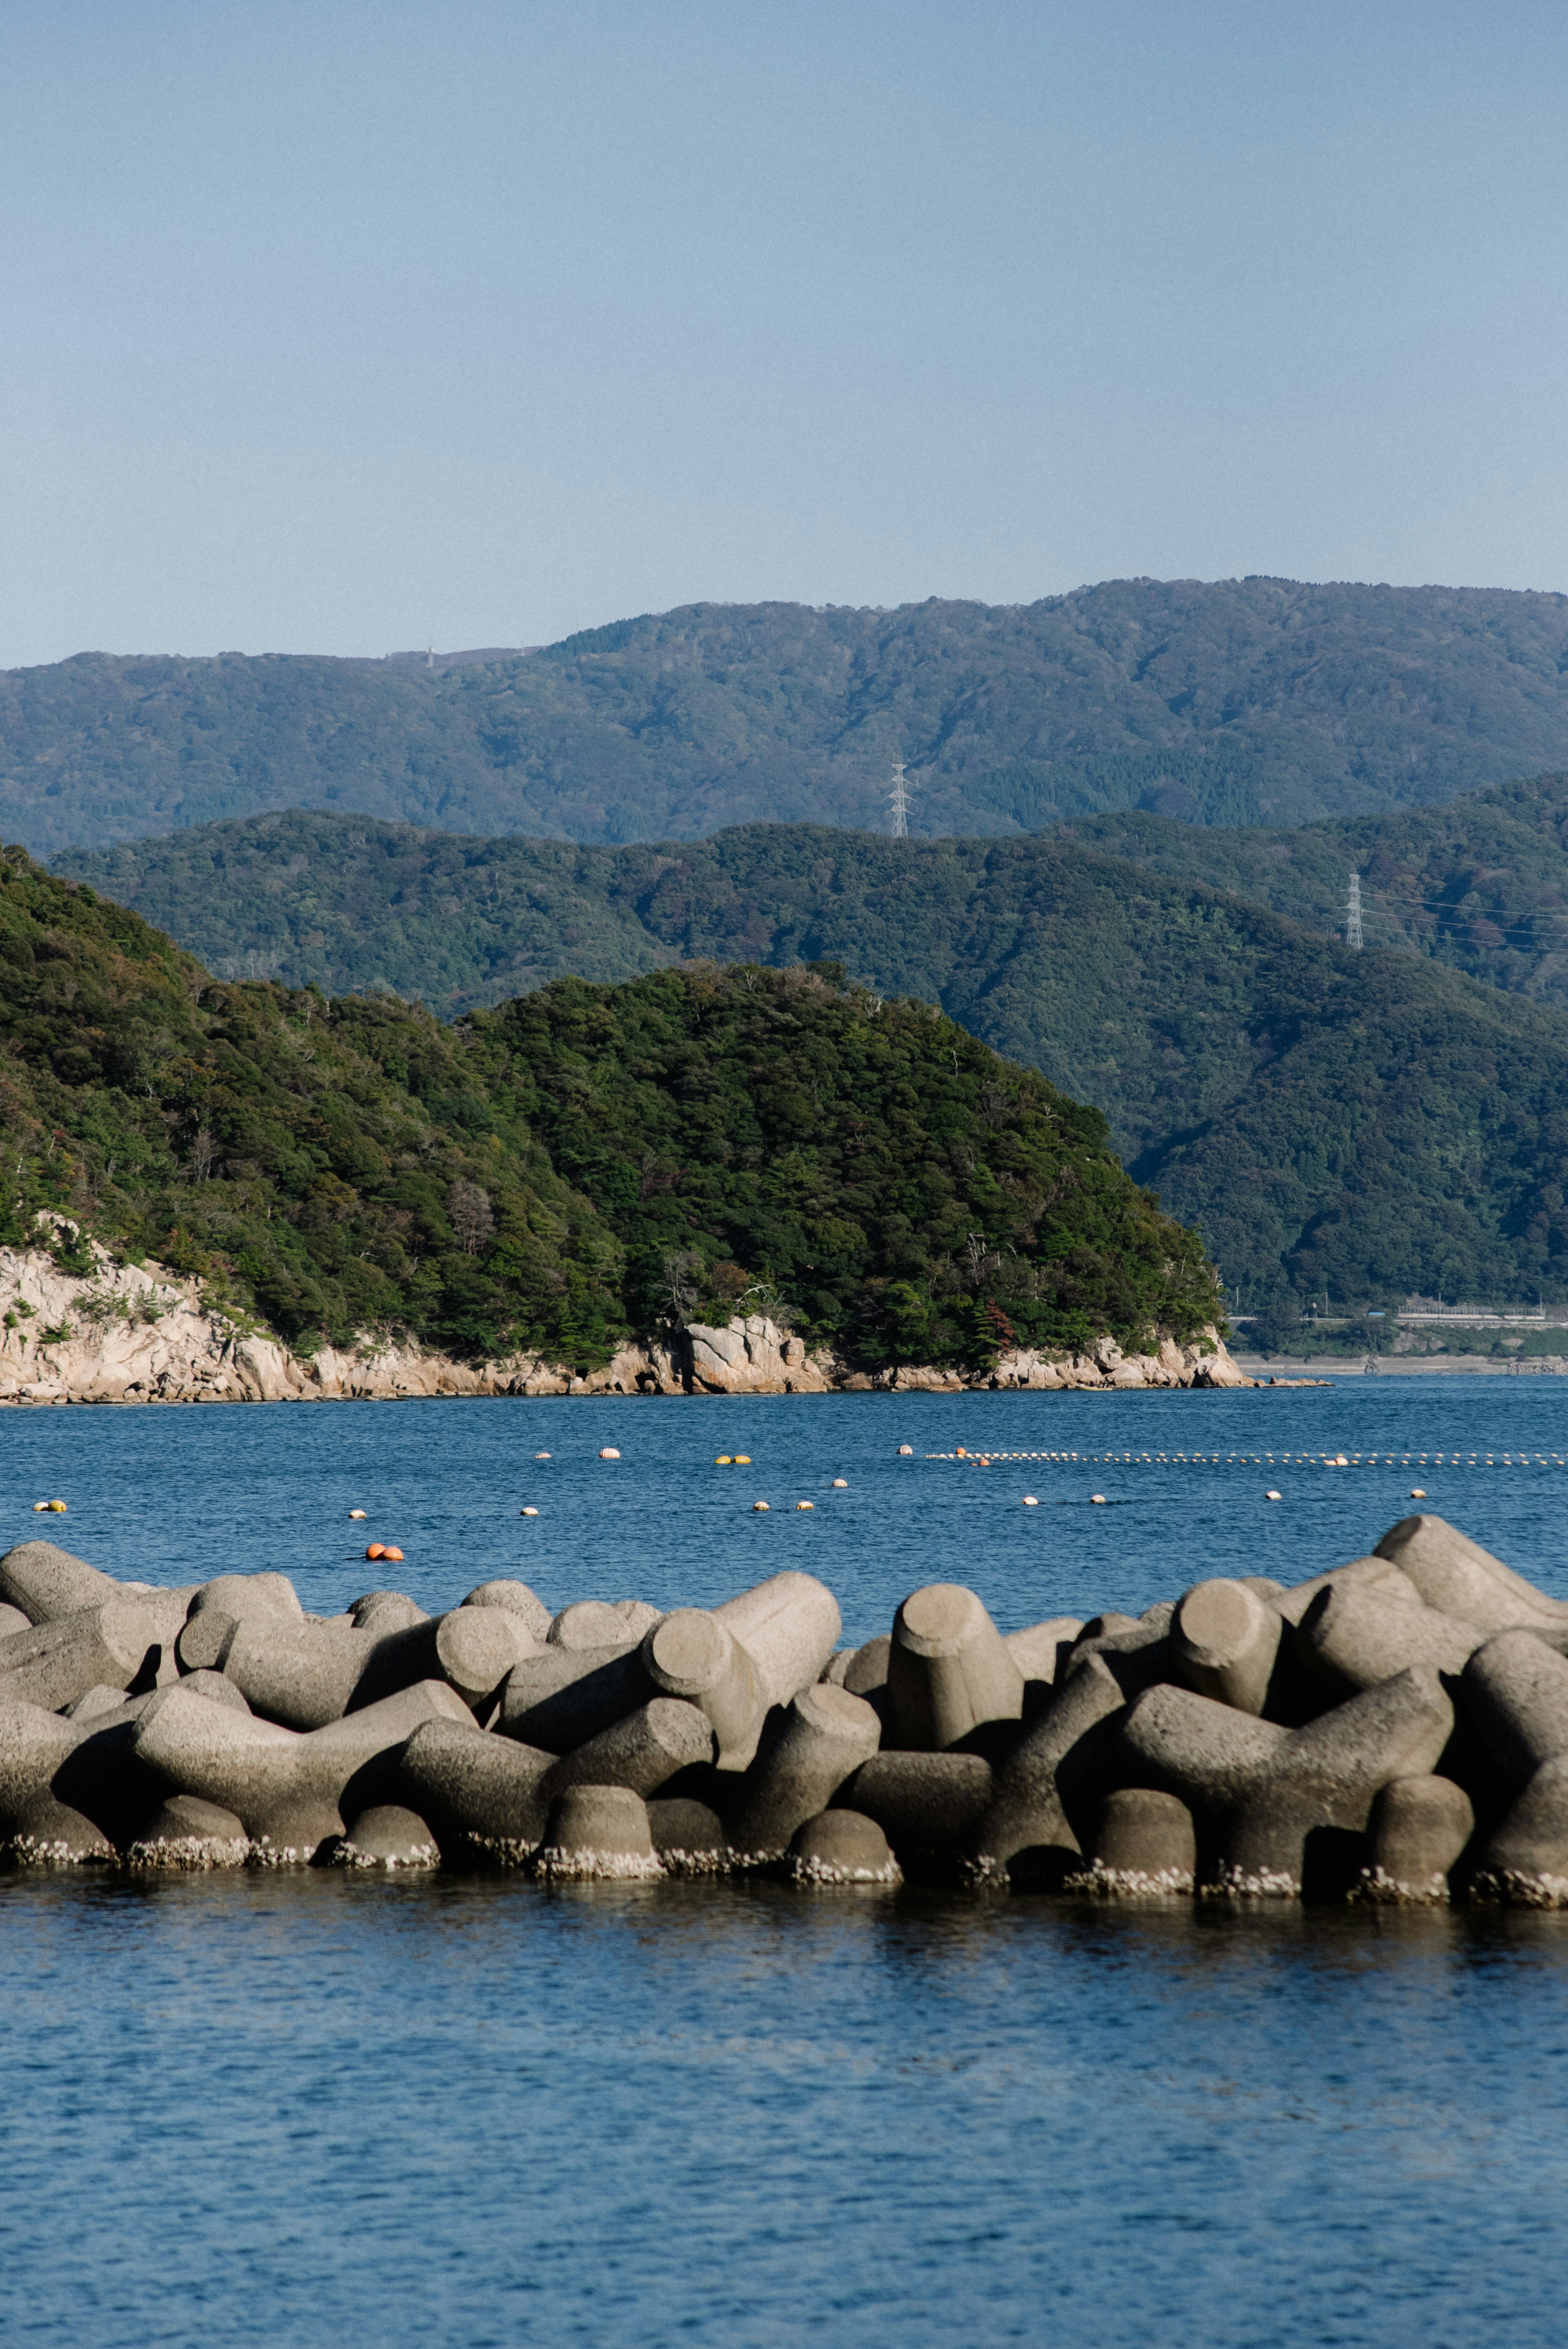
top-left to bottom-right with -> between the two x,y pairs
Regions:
0,1233 -> 1247,1402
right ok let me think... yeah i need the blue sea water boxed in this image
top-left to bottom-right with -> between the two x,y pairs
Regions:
4,1379 -> 1568,2347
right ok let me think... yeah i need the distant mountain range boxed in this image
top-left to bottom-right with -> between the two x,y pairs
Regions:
53,795 -> 1568,1316
12,577 -> 1568,856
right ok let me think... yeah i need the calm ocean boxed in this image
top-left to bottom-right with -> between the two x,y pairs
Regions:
3,1380 -> 1566,2346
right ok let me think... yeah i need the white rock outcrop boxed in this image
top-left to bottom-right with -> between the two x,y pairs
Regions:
0,1238 -> 1249,1403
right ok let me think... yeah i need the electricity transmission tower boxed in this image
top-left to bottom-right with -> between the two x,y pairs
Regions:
1345,871 -> 1363,950
889,761 -> 912,837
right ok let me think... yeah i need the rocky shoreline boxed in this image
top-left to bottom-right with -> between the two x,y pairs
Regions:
0,1240 -> 1250,1404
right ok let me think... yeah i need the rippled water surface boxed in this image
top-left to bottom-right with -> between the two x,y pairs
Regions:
4,1381 -> 1568,2345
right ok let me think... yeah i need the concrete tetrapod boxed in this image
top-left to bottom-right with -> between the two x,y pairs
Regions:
1123,1668 -> 1454,1896
133,1677 -> 471,1859
841,1750 -> 993,1881
884,1584 -> 1025,1753
536,1785 -> 663,1879
499,1642 -> 648,1753
0,1540 -> 122,1625
788,1808 -> 902,1886
9,1789 -> 117,1865
714,1571 -> 842,1710
0,1698 -> 86,1832
646,1797 -> 733,1874
1169,1580 -> 1281,1717
356,1608 -> 541,1715
544,1697 -> 716,1799
1297,1579 -> 1480,1698
549,1601 -> 636,1651
641,1609 -> 766,1772
1064,1788 -> 1198,1897
0,1600 -> 159,1714
188,1573 -> 303,1626
462,1581 -> 552,1642
1356,1775 -> 1475,1903
1004,1619 -> 1085,1691
397,1716 -> 557,1864
127,1794 -> 251,1870
334,1805 -> 440,1869
965,1652 -> 1129,1887
1460,1629 -> 1568,1787
1274,1554 -> 1424,1631
728,1683 -> 883,1861
1472,1754 -> 1568,1905
178,1612 -> 373,1732
1374,1514 -> 1568,1632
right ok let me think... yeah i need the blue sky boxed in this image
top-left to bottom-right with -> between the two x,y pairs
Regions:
4,1 -> 1567,664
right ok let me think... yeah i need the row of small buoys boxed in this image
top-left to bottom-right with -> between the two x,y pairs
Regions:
365,1542 -> 404,1563
32,1499 -> 66,1513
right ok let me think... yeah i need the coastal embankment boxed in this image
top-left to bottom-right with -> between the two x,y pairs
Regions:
0,1238 -> 1249,1403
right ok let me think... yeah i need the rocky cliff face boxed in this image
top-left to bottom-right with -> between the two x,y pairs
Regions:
0,1241 -> 1248,1404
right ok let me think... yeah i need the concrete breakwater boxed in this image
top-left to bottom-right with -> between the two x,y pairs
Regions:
0,1238 -> 1247,1403
6,1514 -> 1568,1904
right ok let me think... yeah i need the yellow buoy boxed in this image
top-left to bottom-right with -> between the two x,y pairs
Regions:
752,1500 -> 770,1512
520,1506 -> 539,1517
796,1500 -> 814,1510
715,1456 -> 733,1465
46,1499 -> 65,1513
735,1454 -> 752,1464
1022,1495 -> 1038,1507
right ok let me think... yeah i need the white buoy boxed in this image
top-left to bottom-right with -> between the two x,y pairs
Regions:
348,1509 -> 368,1520
520,1506 -> 540,1517
1265,1489 -> 1282,1501
752,1500 -> 770,1512
1022,1496 -> 1038,1507
1410,1487 -> 1426,1499
599,1447 -> 621,1461
1090,1493 -> 1107,1505
898,1445 -> 913,1456
535,1452 -> 552,1460
831,1478 -> 848,1489
796,1500 -> 814,1510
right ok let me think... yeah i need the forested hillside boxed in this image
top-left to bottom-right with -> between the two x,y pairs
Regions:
0,848 -> 1213,1371
13,577 -> 1568,855
56,810 -> 1568,1316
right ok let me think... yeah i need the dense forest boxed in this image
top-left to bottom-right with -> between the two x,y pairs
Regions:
0,848 -> 1217,1371
55,809 -> 1568,1318
12,578 -> 1568,856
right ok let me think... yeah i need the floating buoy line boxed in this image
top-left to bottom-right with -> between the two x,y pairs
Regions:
924,1450 -> 1568,1467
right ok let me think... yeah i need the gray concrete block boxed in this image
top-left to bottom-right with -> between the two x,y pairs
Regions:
0,1540 -> 120,1625
0,1603 -> 30,1641
641,1609 -> 766,1770
1461,1628 -> 1568,1788
335,1804 -> 440,1868
967,1651 -> 1128,1884
1471,1753 -> 1568,1904
430,1608 -> 541,1715
1170,1579 -> 1281,1716
1375,1514 -> 1568,1632
546,1697 -> 716,1799
1357,1775 -> 1475,1902
842,1750 -> 993,1878
127,1794 -> 251,1869
349,1592 -> 429,1636
715,1570 -> 842,1710
1215,1668 -> 1454,1897
884,1583 -> 1025,1752
177,1668 -> 252,1714
728,1683 -> 882,1860
0,1698 -> 86,1831
843,1635 -> 891,1697
1004,1619 -> 1085,1688
398,1715 -> 556,1862
788,1808 -> 902,1886
819,1651 -> 854,1686
462,1581 -> 552,1642
549,1600 -> 638,1651
499,1643 -> 651,1753
614,1601 -> 663,1639
187,1614 -> 373,1731
188,1573 -> 303,1628
1064,1788 -> 1197,1897
1299,1579 -> 1480,1697
0,1599 -> 158,1714
1119,1681 -> 1292,1815
646,1797 -> 733,1873
65,1683 -> 135,1723
1275,1554 -> 1423,1630
7,1789 -> 116,1865
536,1783 -> 663,1878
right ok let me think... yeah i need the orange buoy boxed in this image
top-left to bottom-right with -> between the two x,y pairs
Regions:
365,1543 -> 386,1561
381,1545 -> 404,1563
